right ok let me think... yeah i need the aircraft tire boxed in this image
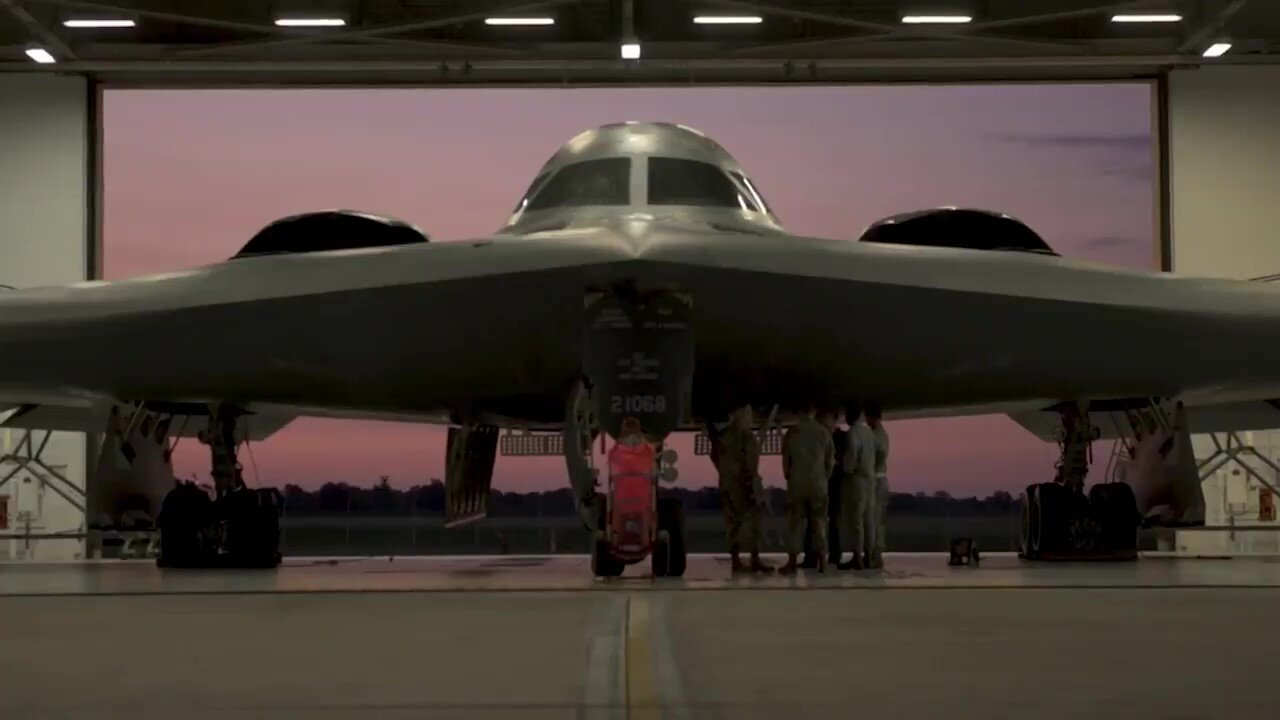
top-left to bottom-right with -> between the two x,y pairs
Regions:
591,501 -> 625,578
223,488 -> 283,569
1033,483 -> 1072,555
1019,484 -> 1041,559
653,497 -> 687,578
1090,483 -> 1140,552
1022,483 -> 1073,557
592,540 -> 625,577
157,483 -> 213,568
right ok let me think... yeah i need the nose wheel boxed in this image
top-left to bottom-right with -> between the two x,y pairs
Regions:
591,500 -> 626,578
652,496 -> 687,578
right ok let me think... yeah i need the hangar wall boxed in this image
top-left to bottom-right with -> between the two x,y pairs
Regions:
1167,65 -> 1280,554
0,73 -> 92,559
1168,66 -> 1280,278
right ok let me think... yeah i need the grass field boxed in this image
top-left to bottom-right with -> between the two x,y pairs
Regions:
279,513 -> 1058,556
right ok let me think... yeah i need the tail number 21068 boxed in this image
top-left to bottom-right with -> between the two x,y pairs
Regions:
611,395 -> 667,413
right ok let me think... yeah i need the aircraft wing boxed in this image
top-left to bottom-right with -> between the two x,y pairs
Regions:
0,228 -> 636,428
3,223 -> 1280,431
1008,399 -> 1280,441
0,401 -> 295,442
626,226 -> 1280,416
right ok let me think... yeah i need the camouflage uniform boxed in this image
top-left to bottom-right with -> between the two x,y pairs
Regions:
842,420 -> 877,565
870,423 -> 890,564
783,415 -> 834,561
715,424 -> 763,556
807,428 -> 847,564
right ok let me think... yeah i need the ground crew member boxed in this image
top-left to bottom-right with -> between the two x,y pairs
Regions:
866,401 -> 890,570
801,409 -> 841,568
827,421 -> 848,566
780,405 -> 835,574
839,401 -> 877,571
715,404 -> 771,574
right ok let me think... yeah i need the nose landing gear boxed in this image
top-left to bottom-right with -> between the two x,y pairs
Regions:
578,288 -> 693,579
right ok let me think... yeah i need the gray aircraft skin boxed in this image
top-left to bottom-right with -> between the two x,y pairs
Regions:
2,121 -> 1280,439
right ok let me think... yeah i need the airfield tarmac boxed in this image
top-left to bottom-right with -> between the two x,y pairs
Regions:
3,553 -> 1279,719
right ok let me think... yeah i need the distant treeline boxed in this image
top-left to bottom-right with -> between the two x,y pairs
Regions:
280,478 -> 1020,517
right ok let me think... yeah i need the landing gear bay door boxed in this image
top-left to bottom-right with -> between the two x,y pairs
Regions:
583,291 -> 694,440
444,425 -> 499,528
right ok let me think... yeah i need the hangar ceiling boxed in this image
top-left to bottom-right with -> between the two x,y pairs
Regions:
0,0 -> 1278,84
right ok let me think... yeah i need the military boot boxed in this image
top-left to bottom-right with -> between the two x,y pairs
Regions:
870,551 -> 885,570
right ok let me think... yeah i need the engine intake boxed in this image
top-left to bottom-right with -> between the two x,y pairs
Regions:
858,207 -> 1057,256
233,210 -> 429,259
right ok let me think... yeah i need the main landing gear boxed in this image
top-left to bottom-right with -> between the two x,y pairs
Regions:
573,288 -> 693,579
1020,401 -> 1142,561
157,405 -> 282,569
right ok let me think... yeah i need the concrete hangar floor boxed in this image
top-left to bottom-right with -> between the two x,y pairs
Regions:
2,553 -> 1279,719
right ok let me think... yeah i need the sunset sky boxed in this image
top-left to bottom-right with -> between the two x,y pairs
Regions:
102,84 -> 1156,495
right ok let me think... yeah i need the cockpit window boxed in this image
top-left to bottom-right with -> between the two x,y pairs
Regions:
525,158 -> 631,211
648,157 -> 761,211
729,171 -> 773,216
512,172 -> 550,214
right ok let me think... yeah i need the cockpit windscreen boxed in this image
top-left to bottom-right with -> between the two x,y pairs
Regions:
647,157 -> 762,211
512,172 -> 550,214
524,158 -> 630,211
728,171 -> 773,216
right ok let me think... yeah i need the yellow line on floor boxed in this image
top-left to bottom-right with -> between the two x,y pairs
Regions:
625,593 -> 659,720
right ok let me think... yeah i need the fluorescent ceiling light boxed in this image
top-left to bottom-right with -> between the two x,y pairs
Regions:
901,15 -> 972,24
484,17 -> 555,26
63,19 -> 136,28
620,42 -> 641,59
274,17 -> 346,27
1110,13 -> 1182,23
692,15 -> 764,25
25,47 -> 55,63
1203,42 -> 1232,57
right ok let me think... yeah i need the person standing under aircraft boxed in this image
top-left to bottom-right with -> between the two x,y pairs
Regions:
826,419 -> 848,566
801,408 -> 842,568
716,404 -> 772,574
866,402 -> 890,570
839,401 -> 877,571
780,405 -> 836,574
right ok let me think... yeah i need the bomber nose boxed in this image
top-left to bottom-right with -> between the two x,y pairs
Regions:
615,212 -> 659,256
